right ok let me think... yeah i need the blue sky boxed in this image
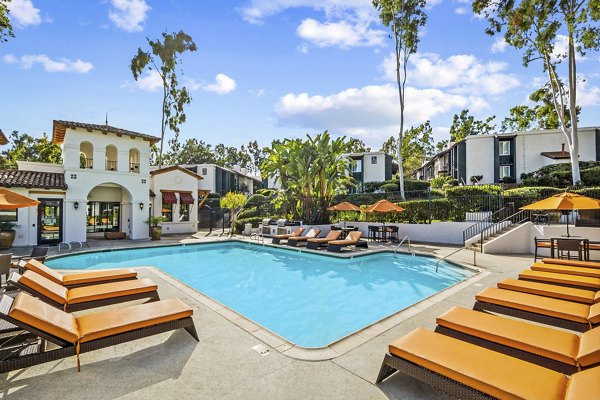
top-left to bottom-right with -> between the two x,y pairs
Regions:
1,0 -> 599,151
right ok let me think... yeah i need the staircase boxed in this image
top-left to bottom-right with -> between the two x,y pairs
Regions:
463,209 -> 533,253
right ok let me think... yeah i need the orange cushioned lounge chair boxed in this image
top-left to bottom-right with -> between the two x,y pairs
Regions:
287,228 -> 321,247
326,231 -> 365,253
474,287 -> 600,332
435,306 -> 600,375
271,227 -> 305,245
531,262 -> 600,278
0,292 -> 198,373
543,258 -> 600,269
306,230 -> 342,250
21,259 -> 138,288
8,270 -> 159,312
519,269 -> 600,291
498,278 -> 600,305
376,327 -> 600,400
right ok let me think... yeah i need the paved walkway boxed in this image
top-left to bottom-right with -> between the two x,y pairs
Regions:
0,234 -> 533,399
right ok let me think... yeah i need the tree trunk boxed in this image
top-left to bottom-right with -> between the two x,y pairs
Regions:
393,19 -> 406,201
567,31 -> 581,184
158,85 -> 167,169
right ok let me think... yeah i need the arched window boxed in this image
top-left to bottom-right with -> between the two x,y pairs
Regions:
105,145 -> 117,171
80,142 -> 93,169
129,148 -> 140,173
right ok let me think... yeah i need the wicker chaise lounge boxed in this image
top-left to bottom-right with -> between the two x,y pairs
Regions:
326,231 -> 366,253
21,259 -> 138,288
376,327 -> 600,400
435,306 -> 600,375
306,230 -> 342,250
498,278 -> 600,304
474,287 -> 600,332
271,227 -> 304,245
0,292 -> 198,373
519,269 -> 600,291
287,228 -> 321,247
531,262 -> 600,278
8,271 -> 159,312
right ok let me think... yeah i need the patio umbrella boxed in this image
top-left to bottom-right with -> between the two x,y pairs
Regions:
365,199 -> 405,214
327,201 -> 360,227
0,187 -> 40,210
520,192 -> 600,237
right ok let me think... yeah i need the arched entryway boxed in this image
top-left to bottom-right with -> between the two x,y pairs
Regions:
85,183 -> 133,239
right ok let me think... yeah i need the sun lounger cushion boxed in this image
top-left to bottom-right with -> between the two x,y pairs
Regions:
532,263 -> 600,278
61,269 -> 138,286
25,259 -> 65,285
388,328 -> 568,400
519,269 -> 600,289
328,231 -> 362,246
437,306 -> 580,366
76,298 -> 193,343
272,227 -> 304,239
543,259 -> 600,269
8,292 -> 79,343
19,270 -> 68,305
309,231 -> 341,243
565,367 -> 600,400
498,278 -> 600,304
476,288 -> 593,324
66,278 -> 157,305
578,329 -> 600,367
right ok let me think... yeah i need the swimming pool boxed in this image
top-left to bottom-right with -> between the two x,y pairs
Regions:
46,242 -> 474,348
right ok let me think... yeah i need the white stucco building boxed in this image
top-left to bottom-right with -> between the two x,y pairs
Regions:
182,164 -> 262,195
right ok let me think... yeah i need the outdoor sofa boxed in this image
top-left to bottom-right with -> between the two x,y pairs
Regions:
0,292 -> 198,373
306,230 -> 341,250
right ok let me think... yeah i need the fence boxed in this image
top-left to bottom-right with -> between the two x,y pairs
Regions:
198,207 -> 231,234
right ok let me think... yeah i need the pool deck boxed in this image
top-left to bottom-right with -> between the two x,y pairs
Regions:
1,233 -> 533,399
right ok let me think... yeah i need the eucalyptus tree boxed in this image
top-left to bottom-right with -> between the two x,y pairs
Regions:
0,0 -> 13,43
373,0 -> 427,200
130,31 -> 197,168
473,0 -> 600,184
449,109 -> 497,141
381,121 -> 434,177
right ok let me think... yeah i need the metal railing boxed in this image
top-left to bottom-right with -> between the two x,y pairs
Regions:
477,209 -> 533,247
105,160 -> 117,171
394,235 -> 411,254
462,203 -> 515,244
129,163 -> 140,173
435,246 -> 476,272
81,158 -> 93,169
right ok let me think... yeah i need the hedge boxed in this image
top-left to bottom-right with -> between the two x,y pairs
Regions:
232,217 -> 264,233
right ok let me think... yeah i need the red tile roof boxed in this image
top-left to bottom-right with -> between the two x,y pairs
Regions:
52,120 -> 160,145
0,130 -> 8,145
0,170 -> 67,189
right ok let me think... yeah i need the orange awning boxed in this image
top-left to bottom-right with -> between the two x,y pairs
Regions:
520,192 -> 600,211
365,199 -> 404,213
0,187 -> 40,210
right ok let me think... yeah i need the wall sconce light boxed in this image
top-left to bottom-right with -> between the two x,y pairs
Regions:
74,201 -> 79,210
139,202 -> 144,210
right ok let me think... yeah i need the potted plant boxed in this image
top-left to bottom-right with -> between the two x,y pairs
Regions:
146,216 -> 166,240
0,222 -> 18,249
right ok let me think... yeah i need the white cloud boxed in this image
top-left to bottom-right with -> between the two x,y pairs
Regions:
577,78 -> 600,107
201,74 -> 237,95
381,52 -> 520,96
274,84 -> 478,146
133,70 -> 163,91
3,54 -> 92,73
297,18 -> 385,49
490,37 -> 507,53
108,0 -> 150,32
7,0 -> 41,27
552,34 -> 586,62
454,7 -> 468,15
249,88 -> 266,97
239,0 -> 371,24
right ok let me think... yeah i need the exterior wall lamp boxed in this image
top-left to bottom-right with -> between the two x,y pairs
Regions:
74,201 -> 79,210
139,202 -> 144,210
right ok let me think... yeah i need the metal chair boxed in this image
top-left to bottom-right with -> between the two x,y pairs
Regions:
556,239 -> 583,261
11,246 -> 49,264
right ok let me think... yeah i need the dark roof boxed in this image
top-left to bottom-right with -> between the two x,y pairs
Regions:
52,120 -> 160,145
541,151 -> 571,160
0,170 -> 67,190
150,165 -> 203,180
0,129 -> 8,145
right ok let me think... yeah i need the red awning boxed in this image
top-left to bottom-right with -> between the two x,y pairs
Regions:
161,191 -> 177,204
179,192 -> 194,205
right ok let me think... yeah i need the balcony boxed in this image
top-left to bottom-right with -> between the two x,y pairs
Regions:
80,158 -> 93,169
105,160 -> 117,171
129,163 -> 140,173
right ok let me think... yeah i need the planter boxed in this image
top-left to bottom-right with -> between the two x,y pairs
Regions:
150,226 -> 162,241
0,230 -> 16,249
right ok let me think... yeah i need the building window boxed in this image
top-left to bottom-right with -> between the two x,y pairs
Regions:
499,141 -> 510,156
0,208 -> 17,222
162,203 -> 173,221
129,148 -> 140,173
352,159 -> 362,173
201,168 -> 207,175
371,156 -> 377,164
499,165 -> 511,179
86,202 -> 120,233
179,204 -> 190,221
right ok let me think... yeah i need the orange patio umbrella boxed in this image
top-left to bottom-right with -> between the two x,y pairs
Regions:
365,199 -> 405,214
0,187 -> 40,210
520,192 -> 600,237
327,201 -> 360,212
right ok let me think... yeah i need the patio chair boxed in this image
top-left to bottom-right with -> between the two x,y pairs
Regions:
542,258 -> 600,269
0,292 -> 198,373
287,228 -> 321,247
435,306 -> 600,375
375,328 -> 600,400
271,227 -> 304,245
11,246 -> 48,264
0,253 -> 11,285
306,230 -> 341,250
531,262 -> 600,278
498,278 -> 600,305
21,259 -> 138,288
534,237 -> 552,262
8,270 -> 159,312
556,239 -> 583,260
326,231 -> 366,253
473,287 -> 600,332
519,269 -> 600,291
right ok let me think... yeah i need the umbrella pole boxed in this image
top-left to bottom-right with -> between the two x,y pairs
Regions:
566,212 -> 570,238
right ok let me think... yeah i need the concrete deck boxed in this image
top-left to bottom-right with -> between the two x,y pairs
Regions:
0,234 -> 533,399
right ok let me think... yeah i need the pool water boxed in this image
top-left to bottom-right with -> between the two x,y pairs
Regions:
46,242 -> 474,348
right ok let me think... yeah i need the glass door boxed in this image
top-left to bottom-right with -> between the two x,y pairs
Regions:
37,199 -> 63,245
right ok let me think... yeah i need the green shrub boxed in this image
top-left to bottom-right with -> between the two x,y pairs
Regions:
380,183 -> 399,193
581,167 -> 600,186
246,193 -> 269,206
446,185 -> 502,197
430,176 -> 453,188
403,179 -> 430,191
363,181 -> 383,193
237,207 -> 261,220
232,217 -> 264,233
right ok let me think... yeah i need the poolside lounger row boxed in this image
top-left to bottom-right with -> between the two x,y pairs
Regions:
271,227 -> 304,244
306,230 -> 342,249
287,228 -> 321,246
21,259 -> 138,287
271,227 -> 368,252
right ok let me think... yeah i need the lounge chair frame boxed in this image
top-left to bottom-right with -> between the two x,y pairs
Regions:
0,295 -> 199,373
473,300 -> 592,332
7,272 -> 160,312
376,353 -> 493,400
327,240 -> 368,253
434,325 -> 578,375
